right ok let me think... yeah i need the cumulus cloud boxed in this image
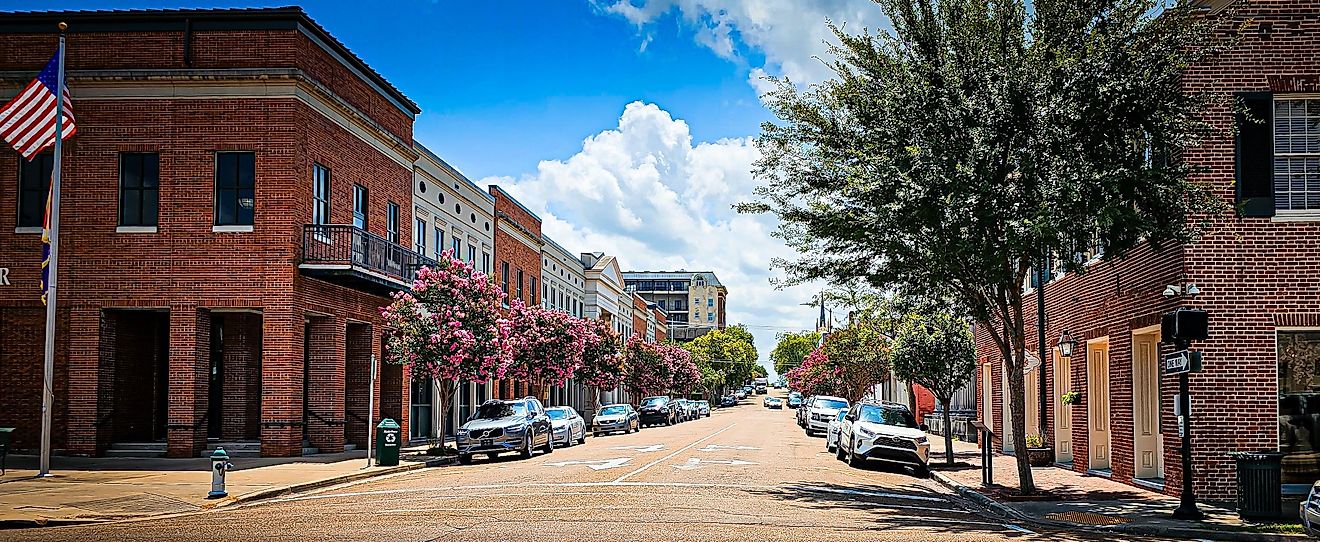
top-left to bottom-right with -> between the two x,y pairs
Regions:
597,0 -> 888,90
481,102 -> 818,375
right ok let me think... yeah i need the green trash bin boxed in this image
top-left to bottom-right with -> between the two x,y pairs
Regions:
375,418 -> 401,467
1230,451 -> 1284,519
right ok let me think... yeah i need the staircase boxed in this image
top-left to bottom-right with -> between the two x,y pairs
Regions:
105,442 -> 167,458
199,440 -> 261,458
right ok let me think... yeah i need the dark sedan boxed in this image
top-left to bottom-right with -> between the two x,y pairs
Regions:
638,396 -> 677,426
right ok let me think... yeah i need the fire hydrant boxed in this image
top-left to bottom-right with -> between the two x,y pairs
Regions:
208,448 -> 235,499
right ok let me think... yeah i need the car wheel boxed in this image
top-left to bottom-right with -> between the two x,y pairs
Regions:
593,431 -> 600,438
846,442 -> 863,468
835,441 -> 846,461
805,426 -> 813,436
563,431 -> 573,448
912,464 -> 930,478
458,453 -> 472,465
520,433 -> 534,459
578,429 -> 587,444
543,431 -> 555,453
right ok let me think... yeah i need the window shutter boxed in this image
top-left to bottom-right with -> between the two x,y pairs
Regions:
1235,92 -> 1275,217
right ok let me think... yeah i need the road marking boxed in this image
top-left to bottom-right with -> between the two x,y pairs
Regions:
611,444 -> 665,452
380,504 -> 651,513
672,458 -> 757,470
783,484 -> 947,503
696,444 -> 758,452
544,457 -> 632,470
612,423 -> 736,482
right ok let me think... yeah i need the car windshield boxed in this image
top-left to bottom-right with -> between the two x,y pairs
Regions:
600,406 -> 627,416
546,409 -> 569,420
816,399 -> 848,410
789,392 -> 802,398
641,397 -> 668,407
859,404 -> 918,428
835,411 -> 847,421
473,401 -> 527,420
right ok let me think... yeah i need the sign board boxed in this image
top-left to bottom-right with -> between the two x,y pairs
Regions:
1163,350 -> 1191,375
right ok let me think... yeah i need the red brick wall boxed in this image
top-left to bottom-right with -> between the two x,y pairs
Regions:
654,309 -> 668,342
490,186 -> 542,307
632,295 -> 648,340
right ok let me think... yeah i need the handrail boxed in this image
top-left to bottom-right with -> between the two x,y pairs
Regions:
302,224 -> 437,285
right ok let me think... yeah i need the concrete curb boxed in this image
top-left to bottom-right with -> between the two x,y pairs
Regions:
0,456 -> 453,530
929,470 -> 1307,542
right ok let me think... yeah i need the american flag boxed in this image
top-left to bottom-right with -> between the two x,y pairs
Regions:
0,52 -> 76,160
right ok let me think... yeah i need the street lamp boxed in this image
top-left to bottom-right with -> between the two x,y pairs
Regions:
1058,330 -> 1075,359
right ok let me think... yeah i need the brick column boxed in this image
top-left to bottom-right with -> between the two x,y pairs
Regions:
261,305 -> 304,457
167,305 -> 209,458
306,315 -> 346,453
345,322 -> 373,448
66,306 -> 109,456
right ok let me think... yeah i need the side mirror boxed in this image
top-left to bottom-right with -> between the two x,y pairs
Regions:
845,413 -> 857,422
920,423 -> 930,432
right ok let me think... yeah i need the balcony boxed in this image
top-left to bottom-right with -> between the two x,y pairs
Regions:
300,224 -> 437,296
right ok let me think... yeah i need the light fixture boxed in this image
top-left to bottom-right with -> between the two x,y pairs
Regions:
1058,329 -> 1075,359
1184,283 -> 1201,296
1163,285 -> 1181,298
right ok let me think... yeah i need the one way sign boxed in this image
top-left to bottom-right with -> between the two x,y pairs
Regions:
1163,350 -> 1203,376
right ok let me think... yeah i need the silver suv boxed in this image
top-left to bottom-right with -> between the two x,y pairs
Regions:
456,397 -> 554,464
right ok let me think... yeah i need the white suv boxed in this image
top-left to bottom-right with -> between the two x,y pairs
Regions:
836,401 -> 931,477
804,395 -> 849,436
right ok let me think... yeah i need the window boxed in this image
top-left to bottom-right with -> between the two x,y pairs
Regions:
482,252 -> 490,274
386,202 -> 399,243
353,184 -> 368,229
468,244 -> 476,264
658,300 -> 666,310
543,281 -> 549,305
214,152 -> 255,226
312,164 -> 330,226
501,261 -> 510,295
708,312 -> 715,323
119,152 -> 159,227
531,277 -> 538,305
517,268 -> 524,301
17,152 -> 53,228
414,217 -> 426,254
707,298 -> 714,308
1274,98 -> 1320,212
1280,330 -> 1320,486
452,236 -> 461,257
434,226 -> 444,259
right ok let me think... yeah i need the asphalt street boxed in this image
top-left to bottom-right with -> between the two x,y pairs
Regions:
2,392 -> 1167,541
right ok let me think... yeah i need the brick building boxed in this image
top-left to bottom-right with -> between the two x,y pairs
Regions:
0,8 -> 428,458
975,0 -> 1320,504
489,185 -> 542,401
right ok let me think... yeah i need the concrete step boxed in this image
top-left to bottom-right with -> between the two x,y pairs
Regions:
343,444 -> 357,452
200,441 -> 262,458
301,446 -> 320,456
105,442 -> 168,458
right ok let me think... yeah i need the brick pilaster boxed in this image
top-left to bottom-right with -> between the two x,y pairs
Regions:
66,306 -> 109,456
167,304 -> 209,458
260,304 -> 304,457
306,315 -> 346,452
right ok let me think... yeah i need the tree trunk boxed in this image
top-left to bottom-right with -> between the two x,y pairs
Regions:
941,397 -> 955,466
1007,330 -> 1036,494
437,379 -> 456,454
906,380 -> 917,415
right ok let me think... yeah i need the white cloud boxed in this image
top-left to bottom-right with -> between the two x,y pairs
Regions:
597,0 -> 888,90
481,102 -> 818,376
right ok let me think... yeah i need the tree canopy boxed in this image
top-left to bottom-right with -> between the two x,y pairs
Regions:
771,331 -> 820,376
892,310 -> 978,465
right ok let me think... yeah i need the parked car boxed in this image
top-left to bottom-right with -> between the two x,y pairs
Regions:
805,395 -> 850,436
546,406 -> 587,448
674,399 -> 692,422
695,400 -> 711,417
592,403 -> 640,436
765,397 -> 783,409
1304,481 -> 1320,537
825,410 -> 847,453
734,389 -> 747,400
796,395 -> 815,427
456,397 -> 553,464
719,395 -> 737,408
836,401 -> 931,477
786,393 -> 803,409
639,396 -> 677,426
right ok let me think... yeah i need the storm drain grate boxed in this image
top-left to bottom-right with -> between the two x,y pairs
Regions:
68,493 -> 200,515
1044,511 -> 1130,526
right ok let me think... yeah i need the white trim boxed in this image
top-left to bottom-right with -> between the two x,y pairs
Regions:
212,225 -> 254,233
1272,210 -> 1320,222
14,227 -> 42,234
116,226 -> 157,234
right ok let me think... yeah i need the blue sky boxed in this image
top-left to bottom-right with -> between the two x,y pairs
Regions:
4,0 -> 890,374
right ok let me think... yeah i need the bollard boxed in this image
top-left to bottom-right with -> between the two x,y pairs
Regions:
208,448 -> 235,499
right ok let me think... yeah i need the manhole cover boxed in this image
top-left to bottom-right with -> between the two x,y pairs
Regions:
69,493 -> 200,515
1044,511 -> 1130,526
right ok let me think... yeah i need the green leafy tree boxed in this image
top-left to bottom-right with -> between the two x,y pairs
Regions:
683,326 -> 759,394
742,0 -> 1227,493
771,331 -> 820,376
892,312 -> 977,466
819,317 -> 891,403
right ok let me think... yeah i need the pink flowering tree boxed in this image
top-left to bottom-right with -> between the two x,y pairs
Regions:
506,300 -> 588,402
785,347 -> 839,397
574,318 -> 622,417
381,250 -> 511,448
663,344 -> 700,397
623,336 -> 670,402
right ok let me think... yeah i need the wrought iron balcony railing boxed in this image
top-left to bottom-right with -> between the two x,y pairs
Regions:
300,224 -> 437,293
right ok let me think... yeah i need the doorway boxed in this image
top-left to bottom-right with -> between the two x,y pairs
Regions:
981,363 -> 994,437
409,377 -> 433,441
1054,348 -> 1073,463
111,310 -> 170,443
1087,338 -> 1111,471
1132,328 -> 1163,480
1002,363 -> 1015,453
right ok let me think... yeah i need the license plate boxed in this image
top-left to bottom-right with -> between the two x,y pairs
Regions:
481,438 -> 493,447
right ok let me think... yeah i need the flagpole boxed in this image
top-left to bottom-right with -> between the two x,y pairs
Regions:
38,22 -> 68,478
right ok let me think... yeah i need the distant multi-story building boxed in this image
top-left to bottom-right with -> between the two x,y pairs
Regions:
622,271 -> 727,341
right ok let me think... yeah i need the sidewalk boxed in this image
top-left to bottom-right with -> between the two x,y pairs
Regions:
926,436 -> 1305,541
0,448 -> 446,528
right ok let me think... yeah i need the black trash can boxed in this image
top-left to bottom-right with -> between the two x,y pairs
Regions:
1230,451 -> 1284,519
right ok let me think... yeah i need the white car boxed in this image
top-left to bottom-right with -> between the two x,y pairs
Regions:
836,401 -> 932,477
825,410 -> 847,453
546,406 -> 587,448
804,395 -> 849,436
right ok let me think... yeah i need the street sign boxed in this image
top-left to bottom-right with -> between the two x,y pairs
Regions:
545,457 -> 633,470
1163,350 -> 1191,375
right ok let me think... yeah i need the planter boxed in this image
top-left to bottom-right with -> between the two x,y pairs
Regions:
1027,447 -> 1054,467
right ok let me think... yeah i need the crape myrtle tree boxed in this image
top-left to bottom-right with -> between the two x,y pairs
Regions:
506,300 -> 588,403
785,348 -> 837,397
623,336 -> 671,401
892,310 -> 978,466
575,318 -> 623,417
819,316 -> 892,404
741,0 -> 1228,493
664,344 -> 701,397
771,331 -> 822,376
381,252 -> 511,448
